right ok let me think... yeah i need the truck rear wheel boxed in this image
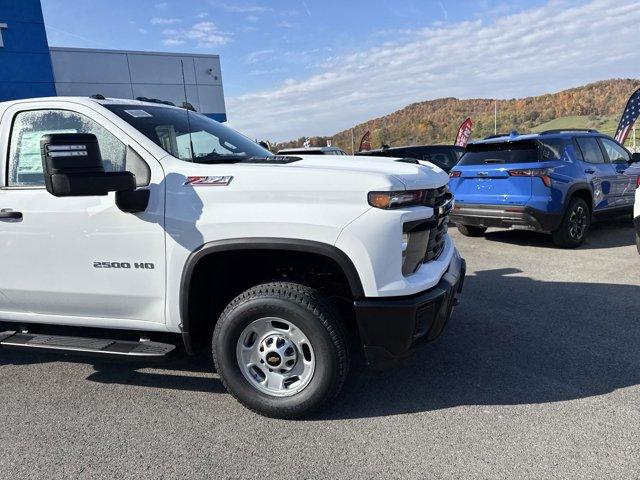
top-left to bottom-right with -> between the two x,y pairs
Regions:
212,282 -> 349,419
457,224 -> 487,237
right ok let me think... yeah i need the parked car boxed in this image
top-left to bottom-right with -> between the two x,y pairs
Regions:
356,145 -> 465,172
0,96 -> 465,419
277,146 -> 348,155
448,129 -> 640,248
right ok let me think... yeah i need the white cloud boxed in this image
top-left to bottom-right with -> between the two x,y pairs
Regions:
277,21 -> 295,28
227,0 -> 640,141
437,1 -> 448,21
246,14 -> 259,22
213,2 -> 269,13
150,17 -> 181,25
161,21 -> 231,48
301,1 -> 311,17
244,49 -> 275,64
162,38 -> 185,46
155,2 -> 168,8
196,12 -> 209,18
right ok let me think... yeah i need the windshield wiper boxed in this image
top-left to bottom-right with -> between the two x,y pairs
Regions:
195,154 -> 249,164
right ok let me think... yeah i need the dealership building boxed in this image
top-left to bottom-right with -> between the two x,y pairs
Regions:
0,0 -> 227,121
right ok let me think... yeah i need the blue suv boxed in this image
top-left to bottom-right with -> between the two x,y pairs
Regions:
448,129 -> 640,247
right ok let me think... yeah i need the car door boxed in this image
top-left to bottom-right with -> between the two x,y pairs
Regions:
574,136 -> 617,211
598,137 -> 637,208
0,101 -> 166,328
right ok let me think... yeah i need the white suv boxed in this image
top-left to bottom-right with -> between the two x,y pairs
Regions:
0,96 -> 465,418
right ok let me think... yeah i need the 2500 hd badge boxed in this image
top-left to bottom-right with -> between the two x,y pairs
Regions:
93,262 -> 155,269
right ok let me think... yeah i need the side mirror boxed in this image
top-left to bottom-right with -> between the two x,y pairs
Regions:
40,133 -> 135,197
631,152 -> 640,163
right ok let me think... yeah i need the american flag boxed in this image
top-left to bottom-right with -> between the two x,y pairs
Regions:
615,88 -> 640,144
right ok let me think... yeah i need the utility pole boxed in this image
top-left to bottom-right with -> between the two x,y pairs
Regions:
351,129 -> 355,154
494,100 -> 497,135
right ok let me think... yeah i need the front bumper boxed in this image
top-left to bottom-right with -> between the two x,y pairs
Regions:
450,203 -> 562,232
354,250 -> 466,370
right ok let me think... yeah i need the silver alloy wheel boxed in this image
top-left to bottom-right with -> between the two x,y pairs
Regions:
569,205 -> 588,240
236,317 -> 315,397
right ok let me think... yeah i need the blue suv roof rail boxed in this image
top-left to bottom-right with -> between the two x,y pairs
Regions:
539,128 -> 599,135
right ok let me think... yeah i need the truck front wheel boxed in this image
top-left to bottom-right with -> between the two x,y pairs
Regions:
212,282 -> 349,419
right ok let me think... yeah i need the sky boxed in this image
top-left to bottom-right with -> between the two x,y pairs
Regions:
41,0 -> 640,141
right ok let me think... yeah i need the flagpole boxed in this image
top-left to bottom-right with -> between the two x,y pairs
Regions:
494,100 -> 497,135
351,129 -> 355,155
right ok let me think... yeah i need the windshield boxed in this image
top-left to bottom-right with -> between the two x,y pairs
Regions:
459,139 -> 565,165
103,104 -> 271,163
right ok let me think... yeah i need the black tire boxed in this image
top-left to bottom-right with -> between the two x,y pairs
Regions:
212,282 -> 349,419
457,224 -> 487,237
552,197 -> 591,248
636,231 -> 640,255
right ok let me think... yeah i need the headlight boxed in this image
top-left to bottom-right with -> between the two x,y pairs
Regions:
368,190 -> 425,209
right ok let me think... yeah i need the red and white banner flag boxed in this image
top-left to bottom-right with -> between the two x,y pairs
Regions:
358,130 -> 372,151
454,118 -> 473,147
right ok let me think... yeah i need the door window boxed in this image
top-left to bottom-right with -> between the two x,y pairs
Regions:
600,138 -> 630,164
8,109 -> 127,187
575,137 -> 605,164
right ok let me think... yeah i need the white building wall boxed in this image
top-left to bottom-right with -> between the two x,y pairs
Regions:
49,47 -> 227,121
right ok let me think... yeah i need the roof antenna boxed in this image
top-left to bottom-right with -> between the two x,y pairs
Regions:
180,59 -> 195,162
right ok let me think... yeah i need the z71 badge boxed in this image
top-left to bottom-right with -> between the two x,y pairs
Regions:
184,176 -> 233,186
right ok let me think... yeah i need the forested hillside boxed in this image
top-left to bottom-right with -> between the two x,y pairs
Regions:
274,79 -> 640,152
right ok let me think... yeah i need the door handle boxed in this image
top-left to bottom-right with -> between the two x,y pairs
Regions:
584,168 -> 596,174
0,209 -> 22,220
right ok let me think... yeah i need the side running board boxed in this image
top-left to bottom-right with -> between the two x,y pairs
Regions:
0,331 -> 176,359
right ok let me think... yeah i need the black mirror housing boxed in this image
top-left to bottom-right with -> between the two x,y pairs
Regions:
40,133 -> 135,197
631,152 -> 640,163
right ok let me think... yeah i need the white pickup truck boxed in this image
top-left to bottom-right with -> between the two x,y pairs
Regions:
0,96 -> 465,418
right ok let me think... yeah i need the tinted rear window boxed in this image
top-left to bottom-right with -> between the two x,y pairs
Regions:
459,139 -> 565,165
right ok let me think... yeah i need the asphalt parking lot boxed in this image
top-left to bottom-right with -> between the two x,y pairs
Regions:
1,218 -> 638,479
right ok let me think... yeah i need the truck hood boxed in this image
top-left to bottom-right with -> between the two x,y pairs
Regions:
276,154 -> 449,190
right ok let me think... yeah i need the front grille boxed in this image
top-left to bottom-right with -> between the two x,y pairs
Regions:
402,186 -> 453,275
424,186 -> 452,262
423,185 -> 447,207
424,213 -> 449,261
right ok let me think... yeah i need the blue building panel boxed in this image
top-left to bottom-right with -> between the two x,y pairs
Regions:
0,0 -> 47,23
0,0 -> 56,101
0,52 -> 56,83
0,21 -> 51,53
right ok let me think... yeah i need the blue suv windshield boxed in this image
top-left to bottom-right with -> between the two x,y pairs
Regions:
459,139 -> 565,165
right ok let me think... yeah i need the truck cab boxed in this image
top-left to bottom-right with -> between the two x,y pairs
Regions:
0,97 -> 465,418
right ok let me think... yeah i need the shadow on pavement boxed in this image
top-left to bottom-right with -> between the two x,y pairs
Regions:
481,216 -> 635,250
1,266 -> 639,419
322,267 -> 640,419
